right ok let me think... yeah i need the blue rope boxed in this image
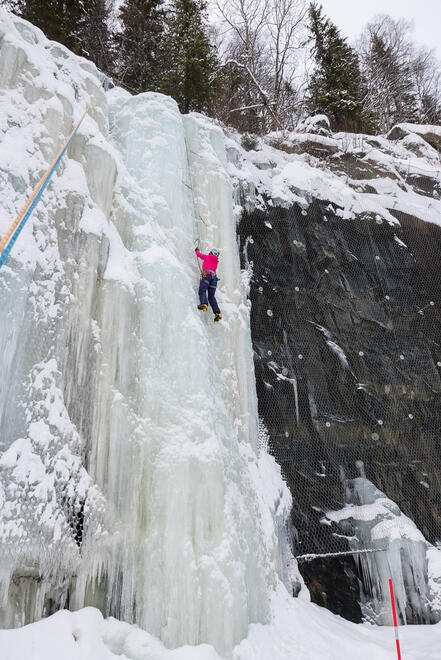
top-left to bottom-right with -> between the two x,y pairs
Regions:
0,119 -> 84,270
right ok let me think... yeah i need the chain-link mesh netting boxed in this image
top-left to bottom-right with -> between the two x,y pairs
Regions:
238,152 -> 441,620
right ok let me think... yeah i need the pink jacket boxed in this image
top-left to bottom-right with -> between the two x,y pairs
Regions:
196,249 -> 219,273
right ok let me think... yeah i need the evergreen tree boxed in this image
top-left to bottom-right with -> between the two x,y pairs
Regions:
160,0 -> 219,114
307,3 -> 374,132
13,0 -> 83,54
117,0 -> 165,92
79,0 -> 113,73
367,31 -> 418,131
419,93 -> 441,125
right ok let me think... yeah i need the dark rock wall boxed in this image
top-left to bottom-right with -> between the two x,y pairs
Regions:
238,199 -> 441,621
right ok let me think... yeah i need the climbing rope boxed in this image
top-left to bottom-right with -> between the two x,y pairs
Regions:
0,108 -> 88,270
183,133 -> 204,272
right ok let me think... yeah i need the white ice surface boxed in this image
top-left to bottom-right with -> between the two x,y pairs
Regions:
0,9 -> 298,657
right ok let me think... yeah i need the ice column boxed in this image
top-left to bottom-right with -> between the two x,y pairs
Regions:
326,471 -> 435,624
72,93 -> 277,657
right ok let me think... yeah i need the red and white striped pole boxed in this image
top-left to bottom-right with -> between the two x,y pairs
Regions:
389,578 -> 402,660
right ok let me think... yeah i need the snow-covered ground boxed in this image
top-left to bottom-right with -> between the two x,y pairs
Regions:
2,586 -> 441,660
2,8 -> 441,660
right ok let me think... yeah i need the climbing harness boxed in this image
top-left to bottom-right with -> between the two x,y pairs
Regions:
0,108 -> 88,270
201,269 -> 219,287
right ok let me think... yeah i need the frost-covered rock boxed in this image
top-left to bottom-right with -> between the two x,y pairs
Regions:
297,114 -> 331,136
400,133 -> 440,160
263,116 -> 336,158
388,122 -> 441,151
227,117 -> 441,225
266,130 -> 339,158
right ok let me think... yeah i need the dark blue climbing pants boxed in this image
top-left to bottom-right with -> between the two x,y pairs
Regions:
199,272 -> 220,314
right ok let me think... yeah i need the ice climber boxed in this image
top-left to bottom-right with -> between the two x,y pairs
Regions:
195,246 -> 222,322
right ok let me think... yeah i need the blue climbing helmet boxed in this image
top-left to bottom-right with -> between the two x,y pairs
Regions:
210,248 -> 220,257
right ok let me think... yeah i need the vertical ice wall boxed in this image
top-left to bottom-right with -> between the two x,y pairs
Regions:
0,11 -> 295,656
0,11 -> 112,626
72,90 -> 281,656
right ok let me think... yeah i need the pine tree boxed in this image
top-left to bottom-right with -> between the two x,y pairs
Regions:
78,0 -> 113,73
367,32 -> 418,131
307,3 -> 374,132
13,0 -> 83,54
159,0 -> 219,114
117,0 -> 165,92
11,0 -> 60,43
420,93 -> 441,125
12,0 -> 112,71
63,0 -> 83,53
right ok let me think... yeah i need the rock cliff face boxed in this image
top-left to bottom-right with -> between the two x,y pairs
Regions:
232,121 -> 441,622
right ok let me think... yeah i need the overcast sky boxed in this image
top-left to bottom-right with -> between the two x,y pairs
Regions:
319,0 -> 441,57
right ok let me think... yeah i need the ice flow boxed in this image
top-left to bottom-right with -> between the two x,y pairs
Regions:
0,12 -> 293,657
79,92 -> 276,653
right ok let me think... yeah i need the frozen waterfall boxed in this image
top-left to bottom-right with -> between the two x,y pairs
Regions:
0,11 -> 295,656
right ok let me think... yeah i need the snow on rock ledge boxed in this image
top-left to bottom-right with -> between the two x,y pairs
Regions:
225,113 -> 441,227
388,123 -> 441,151
324,473 -> 441,625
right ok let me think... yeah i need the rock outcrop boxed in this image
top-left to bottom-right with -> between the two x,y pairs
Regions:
231,117 -> 441,622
